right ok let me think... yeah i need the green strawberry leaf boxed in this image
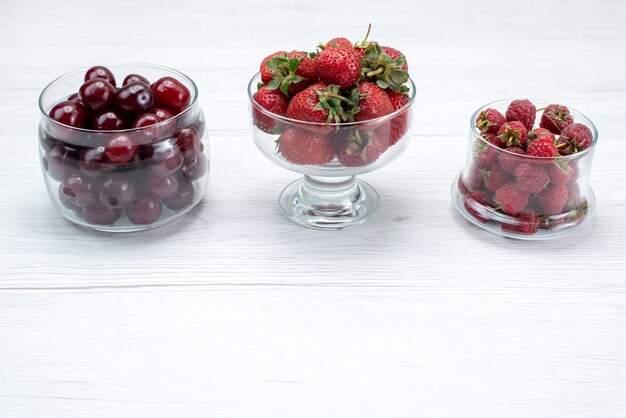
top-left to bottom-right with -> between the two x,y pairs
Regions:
267,79 -> 281,90
376,80 -> 389,89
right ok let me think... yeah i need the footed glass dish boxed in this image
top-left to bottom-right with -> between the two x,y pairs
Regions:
248,73 -> 416,230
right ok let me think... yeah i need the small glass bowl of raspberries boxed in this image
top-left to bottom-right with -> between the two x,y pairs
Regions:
38,64 -> 209,232
452,99 -> 598,240
248,25 -> 416,230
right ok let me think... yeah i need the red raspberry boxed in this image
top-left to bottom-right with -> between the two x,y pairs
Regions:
464,164 -> 486,191
458,175 -> 469,195
495,183 -> 529,216
564,182 -> 584,212
528,128 -> 555,143
497,121 -> 528,148
514,163 -> 549,193
464,190 -> 491,223
476,108 -> 506,135
475,144 -> 500,168
485,166 -> 512,192
540,104 -> 574,134
501,211 -> 539,235
560,123 -> 593,153
483,133 -> 504,148
537,185 -> 569,215
526,138 -> 558,158
497,146 -> 525,174
505,99 -> 536,131
547,162 -> 578,185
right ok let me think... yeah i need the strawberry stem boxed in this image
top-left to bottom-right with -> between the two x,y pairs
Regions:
360,23 -> 372,46
366,67 -> 385,77
322,92 -> 354,105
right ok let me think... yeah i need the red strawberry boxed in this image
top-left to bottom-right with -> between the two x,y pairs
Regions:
537,184 -> 568,215
514,163 -> 549,193
495,183 -> 529,216
501,211 -> 539,235
358,42 -> 408,92
260,51 -> 288,84
353,82 -> 394,121
505,99 -> 536,131
381,46 -> 409,71
263,51 -> 318,96
476,108 -> 506,135
526,138 -> 558,158
497,146 -> 526,174
278,127 -> 335,165
485,166 -> 512,192
528,127 -> 555,143
325,37 -> 354,50
252,86 -> 289,132
559,123 -> 593,153
315,47 -> 361,89
540,104 -> 574,134
464,190 -> 491,223
497,121 -> 528,148
547,161 -> 578,185
386,90 -> 410,146
335,130 -> 387,167
286,83 -> 331,124
285,50 -> 317,95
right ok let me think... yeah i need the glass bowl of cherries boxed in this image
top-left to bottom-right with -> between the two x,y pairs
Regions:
38,64 -> 208,232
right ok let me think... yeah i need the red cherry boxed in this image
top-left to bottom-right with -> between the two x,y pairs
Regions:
99,174 -> 136,208
82,202 -> 121,225
58,184 -> 82,211
126,197 -> 162,225
104,134 -> 137,164
174,126 -> 203,159
79,78 -> 116,113
91,110 -> 128,130
116,81 -> 154,116
152,77 -> 191,114
181,153 -> 208,180
123,73 -> 150,86
84,65 -> 116,87
67,93 -> 80,102
152,107 -> 174,120
148,141 -> 184,178
43,143 -> 80,181
132,113 -> 163,145
49,100 -> 89,128
143,174 -> 179,198
79,146 -> 114,178
162,181 -> 195,210
60,171 -> 98,208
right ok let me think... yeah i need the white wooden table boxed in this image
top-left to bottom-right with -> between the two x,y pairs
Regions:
1,0 -> 625,417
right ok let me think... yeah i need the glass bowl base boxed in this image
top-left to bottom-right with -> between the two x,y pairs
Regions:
279,175 -> 380,230
451,172 -> 595,240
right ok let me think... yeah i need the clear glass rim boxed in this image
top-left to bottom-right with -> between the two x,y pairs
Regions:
469,98 -> 599,161
38,63 -> 199,134
247,72 -> 417,126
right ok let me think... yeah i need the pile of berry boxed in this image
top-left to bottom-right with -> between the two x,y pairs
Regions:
41,65 -> 207,226
459,99 -> 594,235
252,26 -> 412,167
